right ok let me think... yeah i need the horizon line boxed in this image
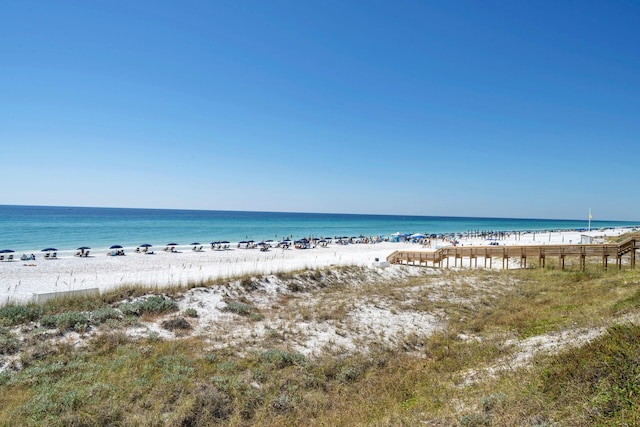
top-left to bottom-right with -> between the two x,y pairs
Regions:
1,203 -> 639,224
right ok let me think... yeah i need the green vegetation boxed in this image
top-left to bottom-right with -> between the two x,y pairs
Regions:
0,265 -> 638,425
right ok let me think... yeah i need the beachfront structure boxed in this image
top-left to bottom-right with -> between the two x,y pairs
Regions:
387,237 -> 639,271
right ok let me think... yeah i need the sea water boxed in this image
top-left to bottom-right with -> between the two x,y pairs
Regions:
0,205 -> 638,253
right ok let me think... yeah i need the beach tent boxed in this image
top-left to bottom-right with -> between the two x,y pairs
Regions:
41,248 -> 59,259
76,246 -> 91,257
0,249 -> 15,261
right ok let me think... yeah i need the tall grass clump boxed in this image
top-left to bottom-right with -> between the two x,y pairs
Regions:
537,324 -> 640,424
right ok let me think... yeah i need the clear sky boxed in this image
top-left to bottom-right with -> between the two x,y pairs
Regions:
2,1 -> 639,220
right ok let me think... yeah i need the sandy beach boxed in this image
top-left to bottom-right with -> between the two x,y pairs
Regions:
0,228 -> 634,304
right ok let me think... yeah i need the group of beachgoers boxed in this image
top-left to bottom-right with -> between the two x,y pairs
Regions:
3,228 -> 633,263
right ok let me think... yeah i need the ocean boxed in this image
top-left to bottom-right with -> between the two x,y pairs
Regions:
1,205 -> 638,253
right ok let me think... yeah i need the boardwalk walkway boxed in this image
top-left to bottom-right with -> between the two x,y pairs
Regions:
387,238 -> 639,271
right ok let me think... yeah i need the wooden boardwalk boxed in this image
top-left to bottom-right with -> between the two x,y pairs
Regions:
386,238 -> 638,271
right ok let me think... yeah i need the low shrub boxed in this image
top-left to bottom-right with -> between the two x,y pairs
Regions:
161,317 -> 192,331
0,305 -> 41,326
184,307 -> 199,318
40,312 -> 89,332
0,328 -> 20,355
118,296 -> 178,316
89,306 -> 121,324
260,349 -> 306,369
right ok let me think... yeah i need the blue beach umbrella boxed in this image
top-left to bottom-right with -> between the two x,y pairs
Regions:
140,243 -> 153,248
77,246 -> 91,250
41,248 -> 58,252
110,245 -> 123,249
0,249 -> 15,253
166,243 -> 178,246
190,242 -> 201,246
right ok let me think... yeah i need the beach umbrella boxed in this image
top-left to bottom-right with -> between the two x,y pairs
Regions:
410,233 -> 426,239
210,241 -> 220,245
41,248 -> 58,252
77,246 -> 91,250
140,243 -> 153,248
221,241 -> 230,244
0,249 -> 15,253
190,242 -> 201,246
167,243 -> 178,246
110,245 -> 123,249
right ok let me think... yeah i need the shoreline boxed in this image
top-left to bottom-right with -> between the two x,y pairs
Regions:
1,227 -> 636,304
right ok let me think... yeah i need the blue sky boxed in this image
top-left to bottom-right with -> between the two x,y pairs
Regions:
2,1 -> 639,220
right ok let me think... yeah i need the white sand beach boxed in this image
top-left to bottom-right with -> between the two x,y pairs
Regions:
0,228 -> 634,304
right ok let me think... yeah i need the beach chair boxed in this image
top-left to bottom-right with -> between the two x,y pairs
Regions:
44,253 -> 50,259
84,250 -> 90,257
135,247 -> 140,253
76,251 -> 82,256
8,254 -> 14,261
192,246 -> 197,251
0,255 -> 4,261
52,252 -> 57,259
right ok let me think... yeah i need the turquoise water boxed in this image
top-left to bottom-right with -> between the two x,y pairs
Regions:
1,205 -> 638,253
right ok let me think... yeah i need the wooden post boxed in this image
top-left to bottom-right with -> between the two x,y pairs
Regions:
560,255 -> 565,270
602,255 -> 608,271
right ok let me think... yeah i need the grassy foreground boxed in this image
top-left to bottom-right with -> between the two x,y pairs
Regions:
1,265 -> 639,426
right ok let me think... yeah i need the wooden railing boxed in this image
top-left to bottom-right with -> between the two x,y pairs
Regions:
386,238 -> 638,270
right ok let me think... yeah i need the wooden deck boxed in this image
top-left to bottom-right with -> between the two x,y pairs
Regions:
386,238 -> 638,270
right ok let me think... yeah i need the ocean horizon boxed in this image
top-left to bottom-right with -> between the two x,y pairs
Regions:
1,204 -> 638,254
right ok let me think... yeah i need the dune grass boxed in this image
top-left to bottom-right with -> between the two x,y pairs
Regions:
0,264 -> 639,425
